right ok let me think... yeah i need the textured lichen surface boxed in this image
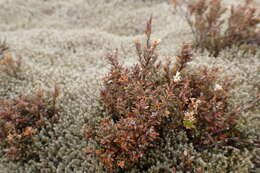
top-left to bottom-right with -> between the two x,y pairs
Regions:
0,0 -> 259,172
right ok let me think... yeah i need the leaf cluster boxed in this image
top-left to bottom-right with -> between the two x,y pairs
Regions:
172,0 -> 260,57
0,87 -> 59,161
84,17 -> 251,172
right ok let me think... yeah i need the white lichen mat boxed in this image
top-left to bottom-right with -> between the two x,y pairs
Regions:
0,0 -> 259,172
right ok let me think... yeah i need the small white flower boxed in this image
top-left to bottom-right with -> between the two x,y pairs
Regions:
174,71 -> 181,82
183,150 -> 188,156
128,119 -> 136,125
214,84 -> 223,91
151,112 -> 157,118
196,99 -> 202,104
184,111 -> 195,118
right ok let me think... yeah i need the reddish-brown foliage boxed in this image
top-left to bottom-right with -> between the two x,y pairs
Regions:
0,40 -> 22,77
84,17 -> 257,172
0,87 -> 59,161
172,0 -> 260,56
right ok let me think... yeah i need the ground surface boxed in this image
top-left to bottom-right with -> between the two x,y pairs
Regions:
0,0 -> 259,172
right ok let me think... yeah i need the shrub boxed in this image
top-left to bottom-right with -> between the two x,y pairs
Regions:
0,40 -> 9,55
172,0 -> 260,57
0,40 -> 22,77
84,17 -> 259,172
0,86 -> 60,161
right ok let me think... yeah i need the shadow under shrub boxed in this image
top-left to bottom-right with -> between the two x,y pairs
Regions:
84,17 -> 259,172
0,87 -> 60,161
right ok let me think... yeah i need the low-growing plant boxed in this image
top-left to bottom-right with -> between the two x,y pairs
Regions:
172,0 -> 260,57
0,40 -> 9,55
0,86 -> 59,161
0,40 -> 22,77
84,17 -> 259,172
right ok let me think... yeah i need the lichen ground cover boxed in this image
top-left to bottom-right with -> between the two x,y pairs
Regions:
0,0 -> 259,172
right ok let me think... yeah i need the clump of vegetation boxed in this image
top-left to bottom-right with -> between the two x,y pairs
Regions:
0,86 -> 60,161
84,17 -> 259,172
0,40 -> 9,55
172,0 -> 260,57
0,40 -> 22,77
